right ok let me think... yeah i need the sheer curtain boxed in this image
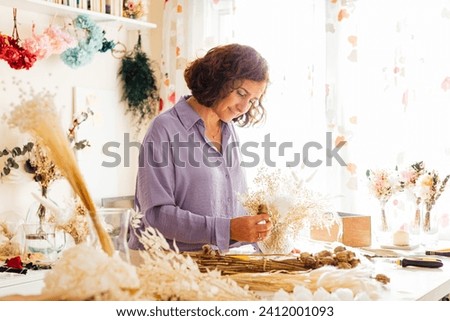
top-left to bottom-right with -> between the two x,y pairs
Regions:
160,0 -> 450,223
233,0 -> 450,220
159,0 -> 234,110
232,0 -> 328,193
325,0 -> 450,216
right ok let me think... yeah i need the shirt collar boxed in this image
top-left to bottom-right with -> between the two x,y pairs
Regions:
173,95 -> 202,131
173,95 -> 233,136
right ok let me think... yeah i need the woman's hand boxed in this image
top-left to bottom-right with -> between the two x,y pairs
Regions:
230,214 -> 272,243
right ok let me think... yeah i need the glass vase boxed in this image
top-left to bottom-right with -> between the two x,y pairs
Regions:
22,222 -> 57,263
94,208 -> 132,262
406,198 -> 422,246
26,188 -> 66,256
379,200 -> 389,232
420,203 -> 439,247
411,198 -> 421,235
374,200 -> 391,245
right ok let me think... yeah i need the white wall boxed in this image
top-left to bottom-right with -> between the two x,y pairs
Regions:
0,5 -> 154,219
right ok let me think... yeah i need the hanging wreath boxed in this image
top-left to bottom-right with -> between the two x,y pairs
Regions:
117,33 -> 159,127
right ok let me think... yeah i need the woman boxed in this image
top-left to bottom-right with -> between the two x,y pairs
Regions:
128,43 -> 272,252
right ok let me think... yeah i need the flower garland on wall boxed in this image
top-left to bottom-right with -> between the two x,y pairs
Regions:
1,9 -> 116,70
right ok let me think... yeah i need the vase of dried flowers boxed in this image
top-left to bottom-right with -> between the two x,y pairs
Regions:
23,142 -> 68,256
419,204 -> 440,247
415,171 -> 449,246
25,143 -> 61,225
411,197 -> 422,234
366,169 -> 399,244
398,161 -> 425,238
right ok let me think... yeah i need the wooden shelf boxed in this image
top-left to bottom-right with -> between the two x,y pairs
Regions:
0,0 -> 157,30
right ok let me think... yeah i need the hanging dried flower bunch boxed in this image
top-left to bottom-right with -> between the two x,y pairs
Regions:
22,24 -> 77,60
118,33 -> 159,129
0,9 -> 37,70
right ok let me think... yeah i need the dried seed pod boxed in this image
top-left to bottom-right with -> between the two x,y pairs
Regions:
335,251 -> 349,262
303,256 -> 319,269
345,250 -> 356,260
300,252 -> 312,260
337,262 -> 352,269
316,250 -> 333,258
349,258 -> 360,268
318,256 -> 335,265
374,273 -> 390,284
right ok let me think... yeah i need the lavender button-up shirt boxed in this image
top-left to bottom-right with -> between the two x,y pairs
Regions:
128,96 -> 248,252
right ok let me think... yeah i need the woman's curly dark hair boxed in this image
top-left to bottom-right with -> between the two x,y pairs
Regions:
184,43 -> 269,127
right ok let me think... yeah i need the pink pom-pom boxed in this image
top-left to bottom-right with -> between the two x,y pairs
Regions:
22,33 -> 52,60
44,25 -> 77,55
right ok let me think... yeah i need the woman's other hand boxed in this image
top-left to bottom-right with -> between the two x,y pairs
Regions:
230,214 -> 272,243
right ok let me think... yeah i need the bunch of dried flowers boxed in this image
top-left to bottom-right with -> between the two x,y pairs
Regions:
55,200 -> 90,245
415,170 -> 450,232
240,167 -> 333,254
123,0 -> 145,19
398,161 -> 425,191
8,89 -> 114,255
0,222 -> 21,260
366,168 -> 400,232
397,161 -> 425,231
135,224 -> 257,300
29,143 -> 61,196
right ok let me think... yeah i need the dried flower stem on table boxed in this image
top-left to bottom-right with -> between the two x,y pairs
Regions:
187,245 -> 360,275
136,226 -> 257,300
8,92 -> 114,256
230,267 -> 389,300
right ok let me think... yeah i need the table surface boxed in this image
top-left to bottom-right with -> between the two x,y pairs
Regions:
1,245 -> 450,300
373,257 -> 450,300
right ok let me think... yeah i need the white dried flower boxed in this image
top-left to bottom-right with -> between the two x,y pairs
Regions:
241,167 -> 334,254
130,209 -> 144,229
42,243 -> 140,300
135,225 -> 257,300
